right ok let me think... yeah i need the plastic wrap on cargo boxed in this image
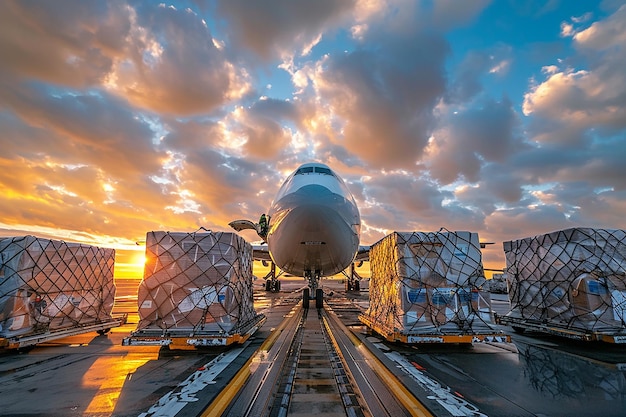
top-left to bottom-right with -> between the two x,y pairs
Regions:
0,236 -> 116,338
136,230 -> 258,333
504,228 -> 626,331
364,230 -> 494,334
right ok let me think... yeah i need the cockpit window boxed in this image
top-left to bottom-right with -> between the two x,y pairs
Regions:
295,166 -> 335,176
315,167 -> 332,175
295,166 -> 314,175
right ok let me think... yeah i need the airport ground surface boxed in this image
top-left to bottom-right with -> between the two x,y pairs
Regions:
1,277 -> 626,417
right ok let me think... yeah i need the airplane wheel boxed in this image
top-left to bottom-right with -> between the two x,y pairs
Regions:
275,280 -> 281,292
265,279 -> 272,291
346,281 -> 352,291
17,345 -> 35,353
354,280 -> 360,292
302,288 -> 310,309
512,326 -> 526,334
315,288 -> 323,309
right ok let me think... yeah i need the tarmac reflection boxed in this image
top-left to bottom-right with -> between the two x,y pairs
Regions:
517,341 -> 626,400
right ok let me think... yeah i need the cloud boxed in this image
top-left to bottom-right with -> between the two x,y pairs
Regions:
573,4 -> 626,47
0,0 -> 126,87
561,21 -> 576,37
227,98 -> 300,160
0,82 -> 160,175
455,165 -> 524,213
174,150 -> 279,222
523,69 -> 626,135
215,0 -> 357,60
310,31 -> 449,169
0,1 -> 253,117
427,97 -> 525,185
523,5 -> 626,143
431,0 -> 491,30
107,4 -> 252,115
161,118 -> 224,150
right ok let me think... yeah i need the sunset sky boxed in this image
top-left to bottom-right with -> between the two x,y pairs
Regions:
1,0 -> 625,278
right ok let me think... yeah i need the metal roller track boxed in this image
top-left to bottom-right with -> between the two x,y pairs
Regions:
212,301 -> 431,417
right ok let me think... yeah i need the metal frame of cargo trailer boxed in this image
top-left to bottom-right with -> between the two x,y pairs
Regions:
122,314 -> 266,349
0,314 -> 127,350
494,313 -> 626,344
359,313 -> 510,344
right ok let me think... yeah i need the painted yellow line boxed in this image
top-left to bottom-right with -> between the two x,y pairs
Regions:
200,304 -> 302,416
328,310 -> 434,417
361,344 -> 434,417
257,305 -> 301,351
201,363 -> 251,417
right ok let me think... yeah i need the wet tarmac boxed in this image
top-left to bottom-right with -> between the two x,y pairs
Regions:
0,279 -> 224,417
1,278 -> 625,416
369,293 -> 626,417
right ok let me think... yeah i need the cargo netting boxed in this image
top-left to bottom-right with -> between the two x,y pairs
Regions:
136,230 -> 258,334
364,230 -> 495,334
504,228 -> 626,332
0,236 -> 116,338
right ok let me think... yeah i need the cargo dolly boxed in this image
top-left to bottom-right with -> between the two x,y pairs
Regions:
495,313 -> 626,343
122,314 -> 266,350
359,313 -> 510,344
0,314 -> 127,350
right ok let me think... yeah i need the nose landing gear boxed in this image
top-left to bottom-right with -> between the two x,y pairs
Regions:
303,270 -> 323,309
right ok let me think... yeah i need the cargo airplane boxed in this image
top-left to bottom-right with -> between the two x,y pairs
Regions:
230,162 -> 368,308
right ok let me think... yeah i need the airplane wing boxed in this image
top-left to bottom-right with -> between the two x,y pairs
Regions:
252,244 -> 272,262
354,245 -> 370,262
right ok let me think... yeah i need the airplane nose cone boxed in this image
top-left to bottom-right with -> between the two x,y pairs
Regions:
267,185 -> 359,276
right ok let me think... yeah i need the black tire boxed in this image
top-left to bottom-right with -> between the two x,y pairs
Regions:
17,345 -> 35,354
315,288 -> 323,309
265,279 -> 272,291
512,326 -> 526,334
354,280 -> 360,292
275,280 -> 281,292
302,288 -> 310,309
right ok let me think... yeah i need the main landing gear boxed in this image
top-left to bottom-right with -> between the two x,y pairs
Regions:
345,263 -> 362,292
302,270 -> 323,309
263,262 -> 281,293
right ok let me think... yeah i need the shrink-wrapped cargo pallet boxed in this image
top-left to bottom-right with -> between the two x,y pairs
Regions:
0,236 -> 116,339
361,231 -> 502,343
504,228 -> 626,333
135,230 -> 259,336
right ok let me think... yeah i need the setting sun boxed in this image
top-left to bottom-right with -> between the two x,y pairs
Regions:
114,247 -> 146,279
131,251 -> 147,269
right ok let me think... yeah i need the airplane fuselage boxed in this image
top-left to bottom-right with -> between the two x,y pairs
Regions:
266,163 -> 361,278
